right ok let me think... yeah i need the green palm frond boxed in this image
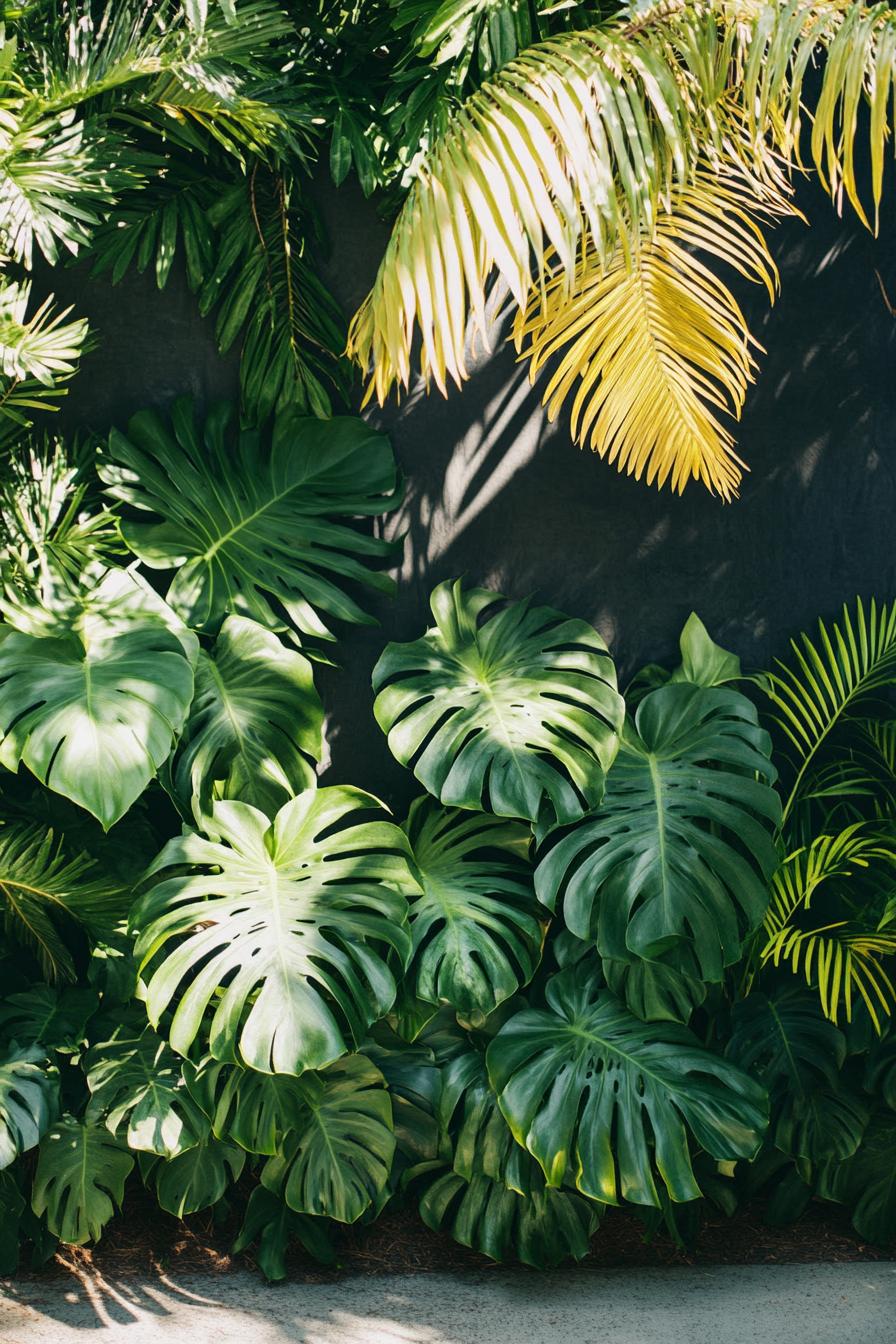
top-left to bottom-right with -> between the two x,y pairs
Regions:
762,827 -> 896,1031
199,169 -> 351,422
0,823 -> 125,981
0,281 -> 89,428
348,0 -> 896,497
0,436 -> 123,621
512,166 -> 789,497
88,158 -> 217,291
0,105 -> 132,266
89,159 -> 349,421
0,280 -> 87,389
760,598 -> 896,829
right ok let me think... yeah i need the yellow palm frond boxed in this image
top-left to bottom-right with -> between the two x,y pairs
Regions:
511,168 -> 789,498
348,0 -> 896,496
762,827 -> 896,1030
347,5 -> 741,402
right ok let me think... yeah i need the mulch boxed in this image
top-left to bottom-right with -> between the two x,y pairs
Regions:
26,1186 -> 893,1285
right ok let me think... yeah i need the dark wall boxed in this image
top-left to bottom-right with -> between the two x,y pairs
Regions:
48,174 -> 896,811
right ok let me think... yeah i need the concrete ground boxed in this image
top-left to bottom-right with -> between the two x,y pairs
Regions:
1,1263 -> 894,1344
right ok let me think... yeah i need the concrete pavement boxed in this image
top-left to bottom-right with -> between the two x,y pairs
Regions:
1,1262 -> 893,1344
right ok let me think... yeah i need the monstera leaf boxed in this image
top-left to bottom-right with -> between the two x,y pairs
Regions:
0,986 -> 98,1052
260,1055 -> 395,1223
486,968 -> 767,1207
32,1117 -> 133,1244
233,1186 -> 337,1282
0,572 -> 196,829
85,1021 -> 211,1158
100,399 -> 401,642
373,581 -> 623,824
727,990 -> 868,1161
0,1045 -> 58,1168
819,1111 -> 896,1244
535,683 -> 780,1020
419,1170 -> 599,1269
403,798 -> 543,1022
437,1030 -> 544,1198
148,1135 -> 245,1218
168,615 -> 324,824
132,788 -> 415,1074
185,1057 -> 310,1156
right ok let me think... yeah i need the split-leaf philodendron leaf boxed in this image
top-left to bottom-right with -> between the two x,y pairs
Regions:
100,399 -> 402,643
373,580 -> 623,824
168,613 -> 324,824
0,572 -> 196,829
535,683 -> 780,1021
486,967 -> 768,1207
403,797 -> 543,1022
132,788 -> 416,1075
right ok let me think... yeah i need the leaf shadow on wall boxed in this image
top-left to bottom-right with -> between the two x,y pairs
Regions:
312,172 -> 896,811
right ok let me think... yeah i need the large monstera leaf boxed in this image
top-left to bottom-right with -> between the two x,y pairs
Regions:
419,1171 -> 599,1269
85,1021 -> 211,1158
403,797 -> 544,1022
373,581 -> 623,825
32,1117 -> 133,1244
536,683 -> 780,1020
147,1135 -> 246,1218
185,1057 -> 310,1156
100,399 -> 401,643
727,990 -> 868,1162
486,968 -> 767,1207
0,1045 -> 58,1168
260,1055 -> 395,1223
132,789 -> 415,1074
0,572 -> 197,829
168,614 -> 324,824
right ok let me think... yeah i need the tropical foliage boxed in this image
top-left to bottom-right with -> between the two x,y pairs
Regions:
1,457 -> 894,1271
7,1 -> 895,499
347,0 -> 896,500
1,0 -> 895,1285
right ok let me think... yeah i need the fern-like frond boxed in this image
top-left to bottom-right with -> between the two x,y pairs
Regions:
760,599 -> 896,829
762,827 -> 896,1031
0,823 -> 125,981
511,167 -> 789,497
199,168 -> 351,422
0,281 -> 87,387
0,106 -> 132,266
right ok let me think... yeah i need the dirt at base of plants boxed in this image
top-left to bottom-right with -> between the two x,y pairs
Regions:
21,1186 -> 895,1287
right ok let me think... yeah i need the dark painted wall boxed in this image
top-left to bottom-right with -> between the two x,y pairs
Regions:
48,173 -> 896,811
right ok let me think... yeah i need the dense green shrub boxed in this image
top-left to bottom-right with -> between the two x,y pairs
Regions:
2,0 -> 896,1284
1,412 -> 895,1275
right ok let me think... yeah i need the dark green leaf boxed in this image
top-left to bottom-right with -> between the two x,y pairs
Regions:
168,615 -> 323,824
32,1117 -> 133,1244
100,399 -> 401,643
536,684 -> 780,1020
486,967 -> 768,1207
403,797 -> 542,1022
